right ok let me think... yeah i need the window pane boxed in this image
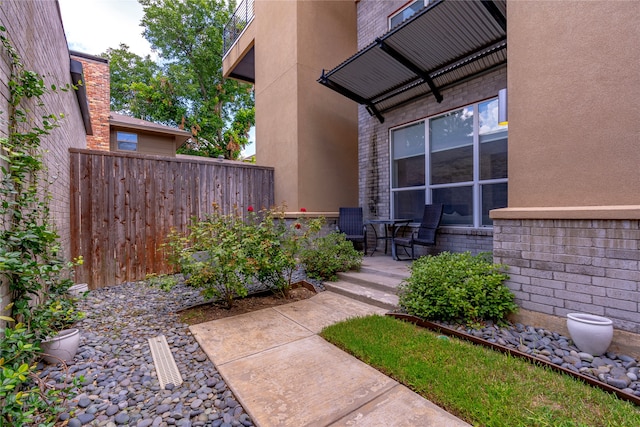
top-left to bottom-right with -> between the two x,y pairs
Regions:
393,155 -> 425,188
392,122 -> 425,188
430,108 -> 474,184
392,121 -> 425,159
117,141 -> 137,151
433,186 -> 473,226
481,182 -> 508,226
117,132 -> 137,143
393,190 -> 425,222
117,132 -> 138,151
479,99 -> 508,180
390,0 -> 423,28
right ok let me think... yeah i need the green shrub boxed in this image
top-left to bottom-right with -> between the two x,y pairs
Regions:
166,207 -> 325,306
398,251 -> 517,324
300,232 -> 363,281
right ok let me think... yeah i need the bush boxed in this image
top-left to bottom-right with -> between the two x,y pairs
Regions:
164,207 -> 324,306
398,252 -> 517,324
300,232 -> 362,281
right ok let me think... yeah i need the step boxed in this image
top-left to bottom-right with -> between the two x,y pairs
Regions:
336,271 -> 406,293
324,280 -> 398,310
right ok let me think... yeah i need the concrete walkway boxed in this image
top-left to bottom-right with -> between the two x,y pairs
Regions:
190,291 -> 470,427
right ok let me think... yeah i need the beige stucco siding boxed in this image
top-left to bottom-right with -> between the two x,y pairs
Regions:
507,1 -> 640,209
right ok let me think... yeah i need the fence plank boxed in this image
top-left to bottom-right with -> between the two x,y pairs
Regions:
69,149 -> 274,288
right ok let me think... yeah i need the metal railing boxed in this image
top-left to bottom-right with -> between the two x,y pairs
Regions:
223,0 -> 255,57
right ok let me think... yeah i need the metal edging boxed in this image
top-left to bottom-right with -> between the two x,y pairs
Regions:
386,313 -> 640,407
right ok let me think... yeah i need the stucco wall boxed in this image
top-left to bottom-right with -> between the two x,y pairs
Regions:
254,0 -> 358,212
507,1 -> 640,210
0,1 -> 87,312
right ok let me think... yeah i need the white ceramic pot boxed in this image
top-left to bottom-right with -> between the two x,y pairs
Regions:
40,328 -> 80,364
566,313 -> 613,356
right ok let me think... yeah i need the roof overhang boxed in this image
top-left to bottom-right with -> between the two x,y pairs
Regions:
70,58 -> 93,135
318,0 -> 506,123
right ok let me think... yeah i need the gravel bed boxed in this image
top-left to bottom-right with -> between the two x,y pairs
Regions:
34,268 -> 321,427
34,272 -> 637,426
438,320 -> 640,396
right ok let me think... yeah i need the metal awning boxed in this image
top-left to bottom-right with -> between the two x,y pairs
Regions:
318,0 -> 506,123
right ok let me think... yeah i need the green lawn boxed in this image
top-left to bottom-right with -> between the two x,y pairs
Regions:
320,315 -> 640,427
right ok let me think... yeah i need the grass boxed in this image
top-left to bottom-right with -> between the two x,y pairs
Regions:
320,315 -> 640,427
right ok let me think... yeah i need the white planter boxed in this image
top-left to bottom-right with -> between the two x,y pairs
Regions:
566,313 -> 613,356
40,328 -> 80,364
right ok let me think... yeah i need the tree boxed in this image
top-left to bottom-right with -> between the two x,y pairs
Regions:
106,0 -> 254,159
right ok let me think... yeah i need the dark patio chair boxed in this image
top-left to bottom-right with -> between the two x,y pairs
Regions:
392,203 -> 443,260
337,207 -> 367,254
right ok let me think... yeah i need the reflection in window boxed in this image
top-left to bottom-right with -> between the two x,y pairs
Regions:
479,99 -> 508,180
392,121 -> 425,188
389,1 -> 424,29
430,108 -> 474,184
390,98 -> 508,227
117,132 -> 138,151
433,186 -> 473,226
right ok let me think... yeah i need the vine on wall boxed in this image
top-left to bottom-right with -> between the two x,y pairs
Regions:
0,24 -> 81,426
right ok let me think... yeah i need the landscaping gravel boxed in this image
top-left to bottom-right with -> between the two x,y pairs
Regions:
35,268 -> 320,427
439,320 -> 640,397
35,270 -> 637,426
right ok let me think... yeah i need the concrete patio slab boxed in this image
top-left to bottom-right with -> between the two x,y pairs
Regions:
274,292 -> 388,333
191,291 -> 470,426
217,334 -> 397,427
190,307 -> 313,365
328,384 -> 469,427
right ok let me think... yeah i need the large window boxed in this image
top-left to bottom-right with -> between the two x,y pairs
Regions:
390,98 -> 508,226
117,132 -> 138,151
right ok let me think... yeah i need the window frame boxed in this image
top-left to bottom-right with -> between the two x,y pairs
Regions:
116,131 -> 138,152
388,0 -> 427,29
389,98 -> 508,228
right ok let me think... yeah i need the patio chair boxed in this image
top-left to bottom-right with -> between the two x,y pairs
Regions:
337,207 -> 367,254
392,203 -> 443,260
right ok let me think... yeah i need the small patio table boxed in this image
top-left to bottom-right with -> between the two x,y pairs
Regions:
365,218 -> 411,260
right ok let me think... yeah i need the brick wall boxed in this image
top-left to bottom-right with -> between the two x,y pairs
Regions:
72,53 -> 110,151
356,0 -> 507,255
0,1 -> 88,313
494,219 -> 640,334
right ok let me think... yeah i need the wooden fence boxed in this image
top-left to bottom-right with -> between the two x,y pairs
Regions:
69,149 -> 274,289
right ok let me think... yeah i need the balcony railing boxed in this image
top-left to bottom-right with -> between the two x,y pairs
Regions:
223,0 -> 255,57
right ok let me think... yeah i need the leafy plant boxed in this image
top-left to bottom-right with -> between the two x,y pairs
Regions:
0,25 -> 81,425
163,207 -> 325,304
300,232 -> 363,281
398,251 -> 517,324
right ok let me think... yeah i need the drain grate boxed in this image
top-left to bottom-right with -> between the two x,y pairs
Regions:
148,335 -> 183,389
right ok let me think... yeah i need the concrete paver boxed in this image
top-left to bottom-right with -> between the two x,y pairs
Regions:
190,291 -> 470,427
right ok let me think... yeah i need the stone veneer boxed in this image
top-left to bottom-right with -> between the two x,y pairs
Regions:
493,219 -> 640,334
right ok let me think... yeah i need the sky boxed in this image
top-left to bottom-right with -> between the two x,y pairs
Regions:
58,0 -> 256,157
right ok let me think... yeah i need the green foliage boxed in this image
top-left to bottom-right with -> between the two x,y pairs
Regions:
163,207 -> 324,306
398,251 -> 517,324
299,232 -> 363,281
0,25 -> 81,425
322,315 -> 640,427
105,0 -> 255,159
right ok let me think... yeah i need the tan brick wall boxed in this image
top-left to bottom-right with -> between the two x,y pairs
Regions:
1,0 -> 88,313
494,219 -> 640,334
72,54 -> 110,151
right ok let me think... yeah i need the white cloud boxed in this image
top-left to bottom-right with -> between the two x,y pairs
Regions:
59,0 -> 154,58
